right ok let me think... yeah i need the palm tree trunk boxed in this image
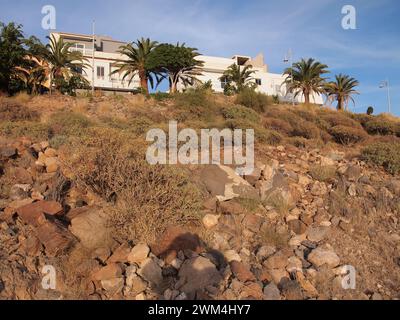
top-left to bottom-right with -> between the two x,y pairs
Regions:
337,98 -> 343,111
139,69 -> 149,94
304,89 -> 310,105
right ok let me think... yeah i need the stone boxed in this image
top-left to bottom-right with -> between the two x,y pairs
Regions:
242,214 -> 263,233
0,146 -> 17,159
68,206 -> 111,249
92,263 -> 123,281
16,200 -> 63,226
45,157 -> 59,173
279,279 -> 304,300
224,250 -> 242,262
101,278 -> 124,293
256,245 -> 276,261
307,226 -> 330,242
230,261 -> 255,282
107,243 -> 131,263
348,183 -> 357,197
202,214 -> 219,229
286,256 -> 303,273
263,282 -> 281,300
219,200 -> 246,215
308,247 -> 340,268
344,165 -> 362,182
240,282 -> 263,300
200,165 -> 259,201
9,184 -> 31,201
264,251 -> 288,270
138,258 -> 163,290
288,219 -> 307,235
127,243 -> 150,264
311,181 -> 328,196
127,275 -> 148,296
244,168 -> 262,185
35,220 -> 76,257
178,256 -> 222,299
10,167 -> 33,184
151,227 -> 202,263
44,148 -> 57,157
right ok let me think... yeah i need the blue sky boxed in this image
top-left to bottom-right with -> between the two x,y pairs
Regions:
1,0 -> 399,115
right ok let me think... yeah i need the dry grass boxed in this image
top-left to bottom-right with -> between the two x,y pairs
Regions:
309,165 -> 337,182
60,127 -> 202,243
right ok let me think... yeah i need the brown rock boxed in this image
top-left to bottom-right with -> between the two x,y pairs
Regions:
263,251 -> 289,270
178,256 -> 222,299
151,226 -> 202,263
127,243 -> 150,265
36,220 -> 76,257
0,146 -> 17,159
230,261 -> 256,282
240,282 -> 263,299
107,243 -> 131,263
242,214 -> 263,233
92,263 -> 124,281
288,219 -> 307,235
16,200 -> 63,227
68,206 -> 111,249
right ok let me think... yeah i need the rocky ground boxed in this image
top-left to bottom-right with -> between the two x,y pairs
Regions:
0,136 -> 399,300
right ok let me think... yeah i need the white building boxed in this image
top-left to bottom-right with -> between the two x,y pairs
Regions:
50,31 -> 139,92
195,54 -> 324,104
50,31 -> 324,104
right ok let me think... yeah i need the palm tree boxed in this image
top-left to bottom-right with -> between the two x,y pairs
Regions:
220,64 -> 255,93
14,55 -> 50,94
283,58 -> 329,104
325,74 -> 359,111
112,38 -> 158,94
44,34 -> 88,94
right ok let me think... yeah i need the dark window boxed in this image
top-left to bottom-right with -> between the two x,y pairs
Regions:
97,66 -> 105,79
220,77 -> 228,89
255,79 -> 262,86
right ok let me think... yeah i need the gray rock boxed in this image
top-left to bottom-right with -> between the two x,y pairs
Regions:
263,282 -> 281,300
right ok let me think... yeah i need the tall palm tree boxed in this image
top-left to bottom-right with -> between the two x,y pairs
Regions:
220,64 -> 255,93
325,74 -> 359,111
44,34 -> 88,94
112,38 -> 158,94
283,58 -> 329,104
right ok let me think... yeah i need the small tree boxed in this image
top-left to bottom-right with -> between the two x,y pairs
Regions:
0,22 -> 26,95
112,38 -> 158,94
220,64 -> 255,94
325,74 -> 359,111
367,106 -> 374,115
283,58 -> 329,104
147,43 -> 204,94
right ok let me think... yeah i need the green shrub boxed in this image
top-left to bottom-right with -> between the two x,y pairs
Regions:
235,87 -> 269,112
351,113 -> 372,127
329,125 -> 367,145
174,87 -> 213,108
151,92 -> 171,101
48,111 -> 93,136
221,105 -> 260,123
320,112 -> 362,129
361,142 -> 400,175
0,121 -> 50,140
364,118 -> 398,135
49,134 -> 69,149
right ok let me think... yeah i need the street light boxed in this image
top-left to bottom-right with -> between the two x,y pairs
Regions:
379,79 -> 392,114
284,49 -> 295,106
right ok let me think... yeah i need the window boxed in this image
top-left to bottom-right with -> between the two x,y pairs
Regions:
255,79 -> 262,86
70,43 -> 85,53
97,66 -> 105,79
220,77 -> 228,89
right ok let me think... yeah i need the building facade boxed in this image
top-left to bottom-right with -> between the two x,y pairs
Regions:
50,31 -> 324,104
50,31 -> 139,92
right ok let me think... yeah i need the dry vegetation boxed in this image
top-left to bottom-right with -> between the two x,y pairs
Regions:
1,89 -> 400,243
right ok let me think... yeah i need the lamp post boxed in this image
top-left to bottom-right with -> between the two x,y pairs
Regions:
92,20 -> 95,95
379,79 -> 391,114
284,49 -> 295,106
